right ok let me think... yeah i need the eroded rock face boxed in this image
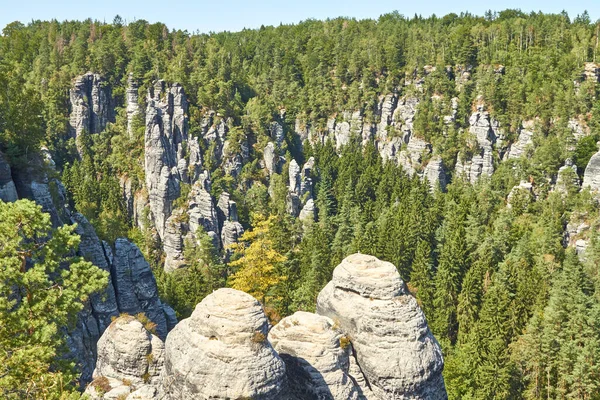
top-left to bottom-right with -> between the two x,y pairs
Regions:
0,151 -> 17,202
455,110 -> 500,183
506,121 -> 534,160
144,80 -> 189,239
269,311 -> 362,400
94,316 -> 165,385
69,72 -> 114,143
111,239 -> 169,339
316,254 -> 447,400
161,288 -> 286,399
583,148 -> 600,194
126,73 -> 141,137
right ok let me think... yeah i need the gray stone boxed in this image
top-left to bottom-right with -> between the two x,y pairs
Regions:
582,149 -> 600,194
269,311 -> 362,400
111,239 -> 169,339
126,73 -> 141,137
289,159 -> 301,194
316,254 -> 447,400
161,288 -> 286,399
299,199 -> 315,223
0,151 -> 17,202
69,72 -> 114,145
144,80 -> 189,239
94,315 -> 165,385
264,142 -> 278,175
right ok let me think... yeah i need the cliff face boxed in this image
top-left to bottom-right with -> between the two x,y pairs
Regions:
2,147 -> 176,385
69,72 -> 114,154
88,254 -> 447,400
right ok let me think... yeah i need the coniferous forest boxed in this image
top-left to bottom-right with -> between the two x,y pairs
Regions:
2,9 -> 600,399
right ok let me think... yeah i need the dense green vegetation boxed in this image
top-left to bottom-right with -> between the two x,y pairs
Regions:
0,200 -> 108,398
2,9 -> 600,399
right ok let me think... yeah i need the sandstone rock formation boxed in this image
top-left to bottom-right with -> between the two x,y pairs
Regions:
269,311 -> 362,400
84,316 -> 164,399
144,80 -> 188,239
126,73 -> 141,137
317,254 -> 446,399
87,254 -> 447,400
111,238 -> 170,339
505,120 -> 534,160
94,315 -> 165,384
583,147 -> 600,194
161,288 -> 287,399
0,151 -> 17,202
455,109 -> 500,183
69,72 -> 114,147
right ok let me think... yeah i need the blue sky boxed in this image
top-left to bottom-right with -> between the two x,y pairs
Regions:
0,0 -> 598,34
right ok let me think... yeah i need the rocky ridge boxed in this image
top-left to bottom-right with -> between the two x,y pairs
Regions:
88,254 -> 447,400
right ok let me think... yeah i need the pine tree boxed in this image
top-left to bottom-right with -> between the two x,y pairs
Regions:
409,238 -> 435,318
432,200 -> 469,345
0,200 -> 108,397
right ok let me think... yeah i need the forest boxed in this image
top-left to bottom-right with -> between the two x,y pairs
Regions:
1,8 -> 600,399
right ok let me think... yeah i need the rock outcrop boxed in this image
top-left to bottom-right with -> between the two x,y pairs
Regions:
269,311 -> 362,400
583,147 -> 600,194
144,80 -> 189,239
455,109 -> 500,183
126,73 -> 141,137
88,254 -> 447,400
161,288 -> 287,399
317,254 -> 446,400
85,316 -> 164,399
111,238 -> 170,339
0,151 -> 17,202
94,316 -> 165,384
505,121 -> 534,160
69,72 -> 114,146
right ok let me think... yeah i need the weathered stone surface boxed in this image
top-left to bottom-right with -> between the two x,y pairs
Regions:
269,311 -> 362,400
316,254 -> 447,400
582,148 -> 600,194
221,220 -> 244,249
111,239 -> 169,339
286,192 -> 301,217
506,121 -> 534,159
126,73 -> 141,137
271,121 -> 285,145
187,180 -> 219,245
94,315 -> 165,385
161,288 -> 286,399
455,110 -> 500,183
289,159 -> 301,194
264,142 -> 278,175
72,213 -> 119,331
376,94 -> 399,140
69,72 -> 114,143
299,198 -> 315,223
144,80 -> 189,239
0,151 -> 17,202
163,210 -> 188,272
423,156 -> 447,192
555,159 -> 580,193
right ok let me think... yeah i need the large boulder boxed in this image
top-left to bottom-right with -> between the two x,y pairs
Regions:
269,311 -> 362,400
316,254 -> 446,400
94,315 -> 165,385
161,288 -> 287,399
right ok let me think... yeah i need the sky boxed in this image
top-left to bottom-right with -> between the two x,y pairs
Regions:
0,0 -> 598,34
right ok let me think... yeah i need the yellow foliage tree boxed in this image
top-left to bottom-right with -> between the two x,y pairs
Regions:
228,215 -> 286,304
